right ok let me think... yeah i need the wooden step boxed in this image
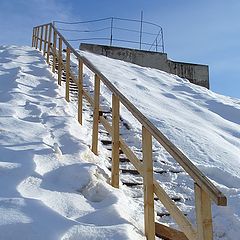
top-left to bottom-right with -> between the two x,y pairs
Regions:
101,139 -> 112,145
107,167 -> 139,175
122,181 -> 143,187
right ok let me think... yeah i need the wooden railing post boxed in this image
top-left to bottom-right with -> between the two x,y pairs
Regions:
43,25 -> 48,57
65,47 -> 70,102
52,30 -> 57,73
35,27 -> 39,49
46,25 -> 52,64
142,126 -> 155,240
92,74 -> 100,155
111,94 -> 120,188
195,183 -> 213,240
39,26 -> 44,51
78,59 -> 83,124
58,37 -> 62,85
32,28 -> 35,47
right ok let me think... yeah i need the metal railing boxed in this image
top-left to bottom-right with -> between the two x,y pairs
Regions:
32,22 -> 227,240
53,17 -> 164,53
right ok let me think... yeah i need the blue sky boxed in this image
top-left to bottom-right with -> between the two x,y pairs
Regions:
0,0 -> 239,99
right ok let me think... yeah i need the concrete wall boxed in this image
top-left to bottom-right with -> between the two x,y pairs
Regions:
168,61 -> 209,88
80,43 -> 209,89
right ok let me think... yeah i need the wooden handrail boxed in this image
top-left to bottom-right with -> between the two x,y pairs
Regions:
46,22 -> 226,206
32,22 -> 227,240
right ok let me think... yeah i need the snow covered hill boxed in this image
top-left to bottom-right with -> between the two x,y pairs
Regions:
0,45 -> 239,240
0,46 -> 144,240
77,50 -> 240,239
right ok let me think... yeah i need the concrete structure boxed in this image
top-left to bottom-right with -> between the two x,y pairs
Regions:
80,43 -> 209,89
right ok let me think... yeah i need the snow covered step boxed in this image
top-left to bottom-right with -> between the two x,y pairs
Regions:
108,167 -> 139,175
122,181 -> 143,187
101,139 -> 112,145
154,196 -> 182,202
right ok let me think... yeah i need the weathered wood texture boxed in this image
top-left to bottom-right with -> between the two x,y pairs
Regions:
46,25 -> 52,64
58,37 -> 62,85
52,31 -> 57,73
155,222 -> 188,240
65,47 -> 70,102
143,126 -> 155,240
111,94 -> 120,188
78,59 -> 83,124
92,74 -> 100,155
195,183 -> 213,240
39,26 -> 43,51
43,25 -> 48,56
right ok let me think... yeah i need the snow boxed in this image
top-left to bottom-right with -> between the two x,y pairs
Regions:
77,50 -> 240,239
0,44 -> 240,239
0,46 -> 144,240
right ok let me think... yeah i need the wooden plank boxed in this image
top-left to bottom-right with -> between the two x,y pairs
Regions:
58,37 -> 62,85
35,27 -> 39,49
153,180 -> 197,240
78,59 -> 83,124
91,74 -> 100,155
65,47 -> 70,102
111,94 -> 120,188
99,115 -> 144,177
83,89 -> 94,106
195,183 -> 213,240
155,222 -> 188,240
142,126 -> 155,240
32,28 -> 35,47
39,26 -> 44,51
43,25 -> 48,56
46,25 -> 52,64
52,30 -> 57,73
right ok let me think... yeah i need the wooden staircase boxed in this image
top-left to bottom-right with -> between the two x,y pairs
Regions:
32,23 -> 227,240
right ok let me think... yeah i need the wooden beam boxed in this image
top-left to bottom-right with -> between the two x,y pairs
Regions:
155,222 -> 188,240
52,30 -> 57,73
92,74 -> 100,155
35,27 -> 39,49
78,59 -> 83,124
153,180 -> 197,240
111,94 -> 120,188
65,47 -> 70,102
43,25 -> 48,57
32,28 -> 35,47
58,37 -> 62,85
142,126 -> 155,240
39,26 -> 44,51
195,183 -> 213,240
46,25 -> 52,64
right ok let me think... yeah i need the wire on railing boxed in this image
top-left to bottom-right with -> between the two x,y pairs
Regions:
53,17 -> 165,53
